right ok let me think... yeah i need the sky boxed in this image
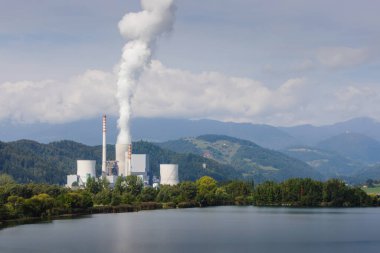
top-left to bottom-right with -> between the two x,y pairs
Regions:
1,0 -> 380,126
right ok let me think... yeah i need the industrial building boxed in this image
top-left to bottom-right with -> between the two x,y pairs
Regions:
66,114 -> 179,188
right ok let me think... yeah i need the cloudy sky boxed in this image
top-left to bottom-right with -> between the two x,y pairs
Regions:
1,0 -> 380,126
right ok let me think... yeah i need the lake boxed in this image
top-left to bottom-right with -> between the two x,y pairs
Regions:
1,206 -> 380,253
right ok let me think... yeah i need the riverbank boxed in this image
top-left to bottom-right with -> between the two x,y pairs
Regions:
0,201 -> 203,229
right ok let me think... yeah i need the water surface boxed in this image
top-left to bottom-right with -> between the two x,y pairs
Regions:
1,206 -> 379,253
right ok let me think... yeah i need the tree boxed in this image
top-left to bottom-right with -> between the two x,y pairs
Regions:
86,177 -> 101,194
125,176 -> 143,196
139,187 -> 158,202
179,181 -> 197,202
196,176 -> 218,206
0,174 -> 15,185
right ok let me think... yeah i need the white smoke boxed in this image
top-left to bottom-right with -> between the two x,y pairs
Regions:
116,0 -> 176,144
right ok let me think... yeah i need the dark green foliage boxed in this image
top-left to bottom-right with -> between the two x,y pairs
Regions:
253,178 -> 374,207
138,187 -> 158,202
156,185 -> 181,203
179,181 -> 197,201
1,176 -> 378,223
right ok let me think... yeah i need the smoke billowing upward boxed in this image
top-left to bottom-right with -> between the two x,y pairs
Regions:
116,0 -> 176,144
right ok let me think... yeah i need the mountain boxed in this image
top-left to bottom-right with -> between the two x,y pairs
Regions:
316,133 -> 380,164
0,117 -> 298,150
159,135 -> 323,183
2,116 -> 380,151
280,117 -> 380,146
282,146 -> 363,178
0,140 -> 240,185
353,165 -> 380,183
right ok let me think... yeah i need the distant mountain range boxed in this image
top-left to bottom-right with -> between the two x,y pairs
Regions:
1,117 -> 380,183
2,116 -> 380,150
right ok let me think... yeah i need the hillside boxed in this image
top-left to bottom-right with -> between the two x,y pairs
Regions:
0,140 -> 240,185
159,135 -> 323,183
282,146 -> 363,178
316,133 -> 380,164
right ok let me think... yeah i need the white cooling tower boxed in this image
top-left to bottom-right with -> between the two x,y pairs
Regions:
160,164 -> 179,185
77,160 -> 96,184
116,144 -> 127,176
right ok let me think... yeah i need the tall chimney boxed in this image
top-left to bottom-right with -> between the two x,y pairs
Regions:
126,144 -> 132,176
102,114 -> 107,176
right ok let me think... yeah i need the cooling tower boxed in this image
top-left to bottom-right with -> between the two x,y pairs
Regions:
77,160 -> 96,184
116,144 -> 128,176
160,164 -> 179,185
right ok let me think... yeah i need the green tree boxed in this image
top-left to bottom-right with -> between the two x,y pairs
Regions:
86,177 -> 101,194
125,176 -> 143,196
196,176 -> 218,206
139,187 -> 158,202
0,174 -> 15,185
179,181 -> 197,202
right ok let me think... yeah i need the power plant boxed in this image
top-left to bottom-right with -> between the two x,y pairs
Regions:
66,115 -> 179,188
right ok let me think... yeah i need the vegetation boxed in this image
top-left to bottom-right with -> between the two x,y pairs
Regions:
1,173 -> 378,225
254,178 -> 377,207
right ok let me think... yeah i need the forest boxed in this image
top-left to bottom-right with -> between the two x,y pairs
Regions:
1,173 -> 379,224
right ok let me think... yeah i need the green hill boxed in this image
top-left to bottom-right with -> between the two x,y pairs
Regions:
282,146 -> 363,178
317,133 -> 380,164
159,135 -> 323,182
0,140 -> 240,184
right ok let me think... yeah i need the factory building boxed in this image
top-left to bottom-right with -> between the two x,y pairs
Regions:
65,114 -> 183,188
131,154 -> 149,184
66,114 -> 153,188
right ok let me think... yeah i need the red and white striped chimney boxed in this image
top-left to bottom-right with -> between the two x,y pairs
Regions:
102,114 -> 107,176
127,143 -> 132,176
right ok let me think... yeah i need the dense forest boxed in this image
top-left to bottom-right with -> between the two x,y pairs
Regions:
1,174 -> 378,224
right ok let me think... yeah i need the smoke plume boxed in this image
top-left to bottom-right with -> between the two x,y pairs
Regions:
116,0 -> 176,144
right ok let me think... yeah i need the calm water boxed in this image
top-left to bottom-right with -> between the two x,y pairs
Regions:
1,206 -> 380,253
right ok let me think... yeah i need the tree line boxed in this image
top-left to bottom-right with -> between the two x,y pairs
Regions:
1,173 -> 379,223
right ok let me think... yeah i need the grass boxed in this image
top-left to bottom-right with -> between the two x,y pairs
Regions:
362,186 -> 380,194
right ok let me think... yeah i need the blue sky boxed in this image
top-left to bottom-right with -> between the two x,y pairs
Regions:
1,0 -> 380,126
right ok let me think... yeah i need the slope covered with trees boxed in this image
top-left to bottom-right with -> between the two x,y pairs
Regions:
159,135 -> 322,183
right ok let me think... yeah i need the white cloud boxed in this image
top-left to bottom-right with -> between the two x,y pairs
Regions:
0,70 -> 117,123
133,61 -> 305,122
2,60 -> 380,126
316,47 -> 369,69
0,61 -> 305,125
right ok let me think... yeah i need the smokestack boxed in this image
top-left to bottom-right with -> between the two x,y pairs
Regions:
116,144 -> 127,176
126,144 -> 132,176
101,114 -> 107,176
